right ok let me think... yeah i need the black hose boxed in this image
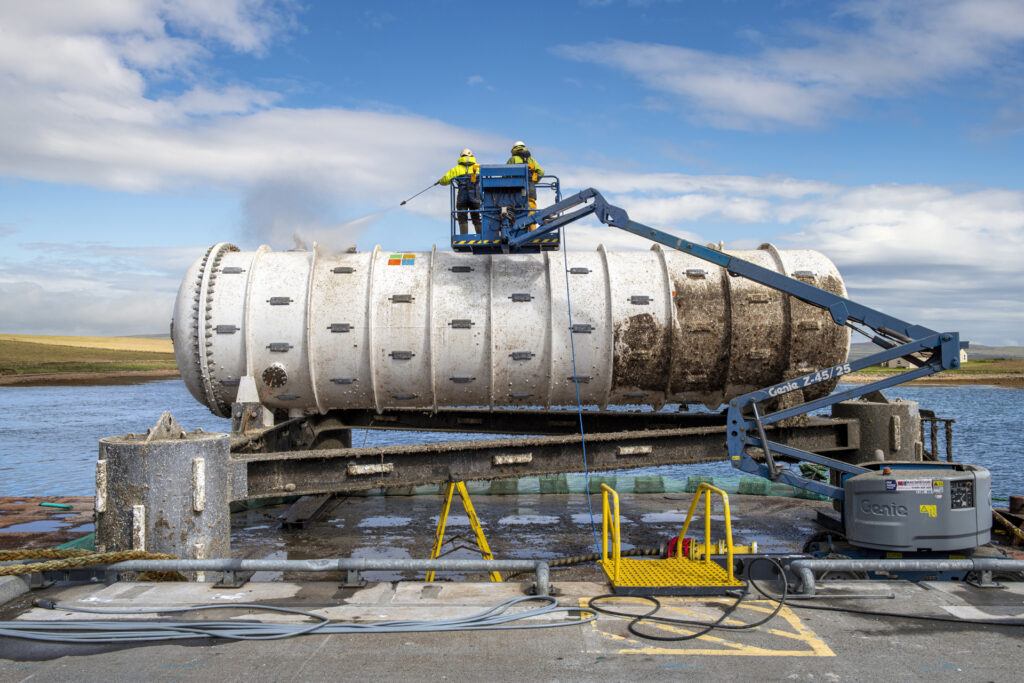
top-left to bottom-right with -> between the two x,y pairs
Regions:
587,557 -> 788,642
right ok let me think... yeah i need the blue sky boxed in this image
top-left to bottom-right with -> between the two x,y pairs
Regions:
1,0 -> 1022,344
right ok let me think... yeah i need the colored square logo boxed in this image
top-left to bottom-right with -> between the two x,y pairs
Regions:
388,253 -> 415,266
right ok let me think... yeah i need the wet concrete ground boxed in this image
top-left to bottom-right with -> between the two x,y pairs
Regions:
230,492 -> 830,583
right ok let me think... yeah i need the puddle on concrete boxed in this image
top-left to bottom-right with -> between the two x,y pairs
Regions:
497,514 -> 560,526
640,511 -> 688,523
250,550 -> 286,582
570,513 -> 634,527
429,515 -> 470,527
68,523 -> 93,533
350,545 -> 412,582
357,516 -> 412,528
570,513 -> 600,525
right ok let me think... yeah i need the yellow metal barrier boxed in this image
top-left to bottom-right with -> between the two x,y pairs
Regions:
600,483 -> 621,582
676,482 -> 736,583
598,482 -> 745,594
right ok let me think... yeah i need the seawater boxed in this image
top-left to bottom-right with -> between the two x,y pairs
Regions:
0,380 -> 1021,498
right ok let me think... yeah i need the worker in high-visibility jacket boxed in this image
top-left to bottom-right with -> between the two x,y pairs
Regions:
506,141 -> 545,210
438,148 -> 482,235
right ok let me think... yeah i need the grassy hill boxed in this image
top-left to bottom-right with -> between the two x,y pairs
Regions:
0,335 -> 177,377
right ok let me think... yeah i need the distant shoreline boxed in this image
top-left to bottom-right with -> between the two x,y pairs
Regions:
844,372 -> 1024,389
0,369 -> 180,387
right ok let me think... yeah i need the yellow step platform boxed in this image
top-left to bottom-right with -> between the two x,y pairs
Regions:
598,556 -> 746,596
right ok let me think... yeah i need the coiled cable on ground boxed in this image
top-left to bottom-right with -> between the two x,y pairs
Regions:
587,557 -> 788,641
0,596 -> 596,644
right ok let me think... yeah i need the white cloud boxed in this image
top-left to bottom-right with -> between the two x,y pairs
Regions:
0,1 -> 504,198
554,166 -> 1024,344
0,243 -> 201,336
554,0 -> 1024,128
467,75 -> 484,86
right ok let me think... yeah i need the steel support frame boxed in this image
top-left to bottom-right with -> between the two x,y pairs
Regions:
308,408 -> 726,435
232,417 -> 858,499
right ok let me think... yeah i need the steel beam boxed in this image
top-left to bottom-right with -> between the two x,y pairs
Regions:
315,408 -> 726,434
234,417 -> 857,499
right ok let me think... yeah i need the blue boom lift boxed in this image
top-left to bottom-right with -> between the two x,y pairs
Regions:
449,164 -> 562,253
452,169 -> 988,556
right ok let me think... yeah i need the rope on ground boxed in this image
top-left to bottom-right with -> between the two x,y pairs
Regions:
0,548 -> 95,561
0,549 -> 176,576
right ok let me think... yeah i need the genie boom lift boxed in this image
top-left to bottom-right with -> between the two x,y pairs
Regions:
452,165 -> 990,558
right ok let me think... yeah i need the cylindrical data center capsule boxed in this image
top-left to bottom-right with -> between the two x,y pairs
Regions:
172,242 -> 850,417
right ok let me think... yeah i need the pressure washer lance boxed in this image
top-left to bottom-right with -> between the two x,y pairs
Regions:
399,181 -> 439,206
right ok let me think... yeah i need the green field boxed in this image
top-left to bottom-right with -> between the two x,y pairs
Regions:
852,358 -> 1024,376
0,338 -> 178,376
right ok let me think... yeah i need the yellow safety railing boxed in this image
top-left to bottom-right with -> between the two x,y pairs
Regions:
600,483 -> 622,582
677,482 -> 736,583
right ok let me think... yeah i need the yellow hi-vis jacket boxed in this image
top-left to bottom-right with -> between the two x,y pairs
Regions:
439,155 -> 480,185
506,153 -> 544,181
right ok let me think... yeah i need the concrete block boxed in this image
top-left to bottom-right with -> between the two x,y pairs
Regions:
0,575 -> 29,605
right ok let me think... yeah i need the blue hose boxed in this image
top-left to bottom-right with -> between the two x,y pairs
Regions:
560,227 -> 601,552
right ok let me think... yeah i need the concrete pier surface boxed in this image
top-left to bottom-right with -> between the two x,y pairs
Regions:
2,578 -> 1023,681
3,492 -> 1023,681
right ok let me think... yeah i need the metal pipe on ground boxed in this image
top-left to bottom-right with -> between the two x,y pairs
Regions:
98,558 -> 551,595
789,558 -> 1024,597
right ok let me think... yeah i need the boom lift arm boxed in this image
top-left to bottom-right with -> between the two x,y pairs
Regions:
506,189 -> 964,500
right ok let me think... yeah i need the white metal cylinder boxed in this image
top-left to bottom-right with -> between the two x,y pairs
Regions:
172,243 -> 850,416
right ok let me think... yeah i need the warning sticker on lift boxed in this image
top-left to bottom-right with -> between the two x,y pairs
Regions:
885,479 -> 935,494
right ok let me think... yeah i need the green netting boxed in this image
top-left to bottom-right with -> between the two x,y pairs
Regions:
56,532 -> 95,551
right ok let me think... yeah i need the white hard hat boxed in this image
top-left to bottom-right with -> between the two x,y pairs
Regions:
461,148 -> 473,156
512,140 -> 525,149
